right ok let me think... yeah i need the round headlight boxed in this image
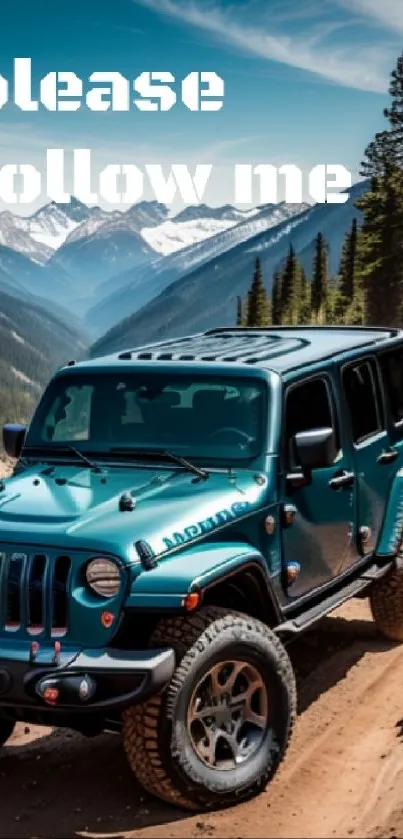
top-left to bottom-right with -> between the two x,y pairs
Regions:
86,558 -> 121,598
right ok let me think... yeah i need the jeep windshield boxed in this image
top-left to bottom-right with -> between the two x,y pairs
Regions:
24,372 -> 267,466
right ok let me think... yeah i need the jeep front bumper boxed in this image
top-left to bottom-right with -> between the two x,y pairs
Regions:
0,644 -> 175,713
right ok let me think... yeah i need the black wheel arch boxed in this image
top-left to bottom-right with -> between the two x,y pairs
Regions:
197,561 -> 281,628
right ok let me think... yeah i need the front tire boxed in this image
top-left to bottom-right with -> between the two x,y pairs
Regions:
370,563 -> 403,641
0,716 -> 15,748
122,607 -> 296,810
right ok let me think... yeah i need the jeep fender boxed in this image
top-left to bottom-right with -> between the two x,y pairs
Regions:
376,467 -> 403,557
126,540 -> 281,621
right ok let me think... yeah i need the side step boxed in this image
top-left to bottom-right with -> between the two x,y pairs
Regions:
276,560 -> 394,639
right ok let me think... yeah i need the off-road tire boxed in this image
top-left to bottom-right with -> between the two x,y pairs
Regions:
0,717 -> 15,748
122,606 -> 296,811
370,563 -> 403,641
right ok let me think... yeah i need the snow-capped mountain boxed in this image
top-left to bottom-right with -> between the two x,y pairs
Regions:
0,212 -> 53,264
172,203 -> 258,223
58,210 -> 121,247
49,211 -> 157,294
91,181 -> 368,358
141,203 -> 265,256
28,197 -> 104,251
141,217 -> 236,255
0,197 -> 306,276
0,197 -> 104,264
125,200 -> 169,229
0,197 -> 278,318
86,202 -> 310,334
62,200 -> 168,250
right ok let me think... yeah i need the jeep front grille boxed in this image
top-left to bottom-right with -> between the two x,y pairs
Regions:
0,550 -> 71,637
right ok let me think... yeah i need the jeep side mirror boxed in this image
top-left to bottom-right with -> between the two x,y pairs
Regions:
3,424 -> 27,459
294,427 -> 337,471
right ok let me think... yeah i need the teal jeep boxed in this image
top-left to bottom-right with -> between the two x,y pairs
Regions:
1,326 -> 403,810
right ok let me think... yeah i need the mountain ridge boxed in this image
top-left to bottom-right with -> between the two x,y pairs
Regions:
85,201 -> 310,334
90,182 -> 367,357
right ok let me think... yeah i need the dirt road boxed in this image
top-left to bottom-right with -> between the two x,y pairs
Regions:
1,600 -> 403,839
1,456 -> 403,838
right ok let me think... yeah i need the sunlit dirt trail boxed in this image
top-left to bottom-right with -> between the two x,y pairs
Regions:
1,600 -> 403,839
1,457 -> 403,839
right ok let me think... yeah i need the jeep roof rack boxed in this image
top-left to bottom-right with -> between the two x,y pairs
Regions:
110,326 -> 402,373
118,332 -> 309,365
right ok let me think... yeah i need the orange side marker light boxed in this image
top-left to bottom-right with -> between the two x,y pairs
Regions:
184,592 -> 200,612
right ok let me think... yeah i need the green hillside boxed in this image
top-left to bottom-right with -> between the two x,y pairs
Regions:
0,290 -> 88,431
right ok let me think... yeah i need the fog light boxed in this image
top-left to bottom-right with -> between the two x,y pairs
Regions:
78,677 -> 95,701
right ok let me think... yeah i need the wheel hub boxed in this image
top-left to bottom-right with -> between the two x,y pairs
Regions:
187,660 -> 269,770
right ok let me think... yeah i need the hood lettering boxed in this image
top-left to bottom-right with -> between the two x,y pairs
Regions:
162,501 -> 251,550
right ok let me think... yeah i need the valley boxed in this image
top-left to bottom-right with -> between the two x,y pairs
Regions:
0,289 -> 86,430
0,185 -> 365,433
90,181 -> 366,357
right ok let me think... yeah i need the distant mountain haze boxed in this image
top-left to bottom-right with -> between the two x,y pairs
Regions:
0,185 -> 368,393
90,181 -> 366,357
85,202 -> 310,334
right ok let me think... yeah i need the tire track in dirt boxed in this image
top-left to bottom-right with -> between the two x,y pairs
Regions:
121,602 -> 403,839
2,601 -> 403,838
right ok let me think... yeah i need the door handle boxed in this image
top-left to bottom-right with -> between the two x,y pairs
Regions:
328,470 -> 355,491
377,448 -> 399,465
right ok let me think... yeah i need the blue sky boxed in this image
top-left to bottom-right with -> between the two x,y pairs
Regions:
0,0 -> 401,210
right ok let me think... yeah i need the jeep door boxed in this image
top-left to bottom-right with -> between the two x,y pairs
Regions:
281,372 -> 357,598
340,356 -> 399,555
378,345 -> 403,464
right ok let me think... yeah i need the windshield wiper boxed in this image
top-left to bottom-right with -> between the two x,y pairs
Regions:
109,448 -> 209,480
23,444 -> 102,473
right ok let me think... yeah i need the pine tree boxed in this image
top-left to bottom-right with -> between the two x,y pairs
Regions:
325,283 -> 341,324
384,53 -> 403,164
354,52 -> 403,327
356,129 -> 403,326
279,245 -> 303,325
236,296 -> 243,326
299,268 -> 312,324
311,233 -> 328,322
331,218 -> 360,323
271,271 -> 282,325
339,218 -> 359,305
246,257 -> 271,326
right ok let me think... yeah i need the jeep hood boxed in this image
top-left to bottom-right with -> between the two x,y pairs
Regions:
0,463 -> 272,560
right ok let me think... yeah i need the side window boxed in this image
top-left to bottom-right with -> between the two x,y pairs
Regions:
284,377 -> 336,469
342,360 -> 383,444
378,348 -> 403,427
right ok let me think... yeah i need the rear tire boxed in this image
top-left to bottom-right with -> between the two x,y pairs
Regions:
122,607 -> 296,811
0,717 -> 15,748
370,563 -> 403,641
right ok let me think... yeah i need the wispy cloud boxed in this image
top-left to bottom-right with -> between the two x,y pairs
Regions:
0,121 -> 258,166
132,0 -> 398,93
336,0 -> 403,33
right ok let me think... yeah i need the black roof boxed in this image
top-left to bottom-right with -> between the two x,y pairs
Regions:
105,326 -> 403,374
